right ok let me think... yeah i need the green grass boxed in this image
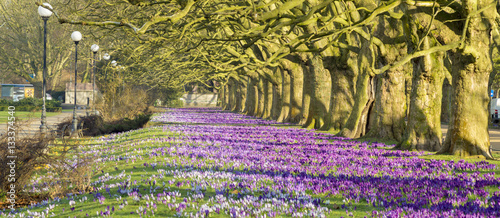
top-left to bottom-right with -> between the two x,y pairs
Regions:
0,111 -> 61,123
13,123 -> 500,218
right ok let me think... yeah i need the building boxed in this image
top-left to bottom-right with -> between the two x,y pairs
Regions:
65,83 -> 100,105
180,93 -> 218,107
1,84 -> 35,101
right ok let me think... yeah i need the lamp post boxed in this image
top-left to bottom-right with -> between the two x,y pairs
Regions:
110,60 -> 117,117
102,53 -> 110,80
38,3 -> 52,134
71,31 -> 82,133
91,44 -> 99,115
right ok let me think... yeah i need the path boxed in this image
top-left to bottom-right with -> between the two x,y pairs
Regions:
0,109 -> 86,138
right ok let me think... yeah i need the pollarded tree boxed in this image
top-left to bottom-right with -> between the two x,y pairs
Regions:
437,0 -> 498,158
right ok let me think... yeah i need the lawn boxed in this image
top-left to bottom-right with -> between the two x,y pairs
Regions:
0,111 -> 61,123
5,108 -> 500,217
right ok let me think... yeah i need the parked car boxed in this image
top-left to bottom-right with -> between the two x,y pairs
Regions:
491,98 -> 500,123
46,93 -> 53,100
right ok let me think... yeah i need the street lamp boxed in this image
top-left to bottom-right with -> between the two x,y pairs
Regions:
38,3 -> 52,134
110,60 -> 117,117
91,44 -> 99,115
71,31 -> 82,134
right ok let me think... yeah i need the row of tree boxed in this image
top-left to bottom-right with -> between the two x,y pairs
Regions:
25,0 -> 500,159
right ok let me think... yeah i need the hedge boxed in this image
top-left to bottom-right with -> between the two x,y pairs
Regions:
0,98 -> 61,108
0,106 -> 62,112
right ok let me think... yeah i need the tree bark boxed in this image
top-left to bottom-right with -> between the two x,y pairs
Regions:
438,0 -> 495,159
323,67 -> 356,131
244,77 -> 258,116
365,15 -> 407,142
262,78 -> 273,119
236,77 -> 247,113
302,53 -> 331,129
366,68 -> 406,142
224,84 -> 230,110
229,78 -> 238,111
256,77 -> 265,117
281,56 -> 304,123
338,38 -> 375,138
271,69 -> 283,121
277,69 -> 291,122
399,37 -> 444,151
441,78 -> 452,123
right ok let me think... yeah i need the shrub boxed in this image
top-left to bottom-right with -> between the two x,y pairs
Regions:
56,112 -> 151,137
0,106 -> 62,112
46,107 -> 62,112
46,100 -> 62,108
0,123 -> 93,207
15,98 -> 40,107
0,98 -> 61,109
95,86 -> 150,122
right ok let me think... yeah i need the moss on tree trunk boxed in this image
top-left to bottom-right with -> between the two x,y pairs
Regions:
262,79 -> 273,119
302,53 -> 331,129
256,77 -> 265,118
399,37 -> 444,151
271,68 -> 284,121
366,68 -> 406,142
437,0 -> 495,159
277,69 -> 291,122
441,78 -> 452,123
338,40 -> 374,138
322,68 -> 356,131
237,77 -> 247,113
281,57 -> 304,123
244,77 -> 258,116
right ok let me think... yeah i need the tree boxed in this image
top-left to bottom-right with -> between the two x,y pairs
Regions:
47,0 -> 500,159
0,0 -> 75,92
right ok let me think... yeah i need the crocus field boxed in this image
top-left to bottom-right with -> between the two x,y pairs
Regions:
4,108 -> 500,217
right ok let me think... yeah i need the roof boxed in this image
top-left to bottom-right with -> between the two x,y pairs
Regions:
1,84 -> 34,87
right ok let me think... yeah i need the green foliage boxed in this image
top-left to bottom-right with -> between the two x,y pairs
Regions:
102,113 -> 152,134
57,113 -> 152,137
0,106 -> 62,112
0,98 -> 62,112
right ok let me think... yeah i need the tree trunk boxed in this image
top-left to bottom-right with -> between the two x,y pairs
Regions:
366,68 -> 406,142
277,69 -> 291,122
219,84 -> 226,109
338,40 -> 375,138
271,69 -> 284,121
438,2 -> 495,159
237,77 -> 247,113
441,78 -> 452,123
245,77 -> 258,116
229,79 -> 237,111
322,68 -> 356,131
223,84 -> 230,110
399,37 -> 444,151
302,53 -> 331,129
338,73 -> 375,138
256,77 -> 265,117
262,79 -> 273,119
280,57 -> 304,123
